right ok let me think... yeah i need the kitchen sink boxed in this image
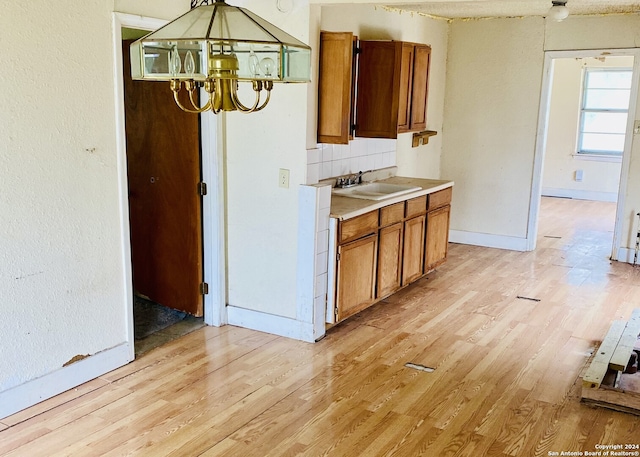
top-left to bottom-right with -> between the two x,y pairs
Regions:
332,182 -> 422,200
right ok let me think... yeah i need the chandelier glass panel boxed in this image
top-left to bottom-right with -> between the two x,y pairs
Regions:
130,0 -> 312,113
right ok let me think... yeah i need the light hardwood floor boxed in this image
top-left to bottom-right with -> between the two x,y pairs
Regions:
2,197 -> 640,456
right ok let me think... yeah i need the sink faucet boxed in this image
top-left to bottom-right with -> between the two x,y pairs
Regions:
335,170 -> 374,188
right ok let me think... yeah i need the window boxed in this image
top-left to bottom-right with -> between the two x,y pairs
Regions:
578,68 -> 632,156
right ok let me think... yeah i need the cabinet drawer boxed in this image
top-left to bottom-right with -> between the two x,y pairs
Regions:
428,187 -> 452,211
405,195 -> 427,218
380,202 -> 405,227
339,210 -> 378,244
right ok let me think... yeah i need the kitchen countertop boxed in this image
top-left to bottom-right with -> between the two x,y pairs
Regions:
330,176 -> 454,220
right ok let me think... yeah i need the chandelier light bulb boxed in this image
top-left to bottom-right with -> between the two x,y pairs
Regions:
169,48 -> 182,76
260,57 -> 276,77
184,51 -> 196,77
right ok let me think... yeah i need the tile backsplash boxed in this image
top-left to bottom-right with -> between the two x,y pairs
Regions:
306,138 -> 397,185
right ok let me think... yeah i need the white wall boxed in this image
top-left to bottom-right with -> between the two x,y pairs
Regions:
442,14 -> 640,253
224,0 -> 311,319
319,4 -> 449,180
0,0 -> 189,417
441,17 -> 544,247
543,56 -> 631,202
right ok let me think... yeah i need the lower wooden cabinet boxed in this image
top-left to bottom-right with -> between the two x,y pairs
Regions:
425,205 -> 451,273
402,215 -> 426,285
335,233 -> 378,322
332,186 -> 452,323
377,222 -> 403,298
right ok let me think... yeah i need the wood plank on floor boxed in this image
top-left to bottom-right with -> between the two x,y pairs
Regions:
609,308 -> 640,371
582,320 -> 626,389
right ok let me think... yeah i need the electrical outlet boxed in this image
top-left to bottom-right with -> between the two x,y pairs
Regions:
279,168 -> 290,188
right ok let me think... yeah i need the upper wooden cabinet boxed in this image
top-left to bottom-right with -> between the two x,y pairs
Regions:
317,31 -> 357,144
404,44 -> 431,133
355,40 -> 431,139
317,34 -> 431,143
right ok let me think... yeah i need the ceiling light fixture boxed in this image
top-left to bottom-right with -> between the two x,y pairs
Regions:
130,0 -> 311,114
548,0 -> 569,22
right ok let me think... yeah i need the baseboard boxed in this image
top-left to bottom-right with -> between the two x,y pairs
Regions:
541,187 -> 618,202
449,230 -> 529,252
227,306 -> 315,343
0,342 -> 132,420
617,246 -> 637,264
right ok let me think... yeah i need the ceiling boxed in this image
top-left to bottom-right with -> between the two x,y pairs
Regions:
387,0 -> 640,20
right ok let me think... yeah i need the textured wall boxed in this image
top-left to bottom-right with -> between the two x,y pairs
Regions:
442,14 -> 640,250
442,17 -> 545,239
0,0 -> 188,393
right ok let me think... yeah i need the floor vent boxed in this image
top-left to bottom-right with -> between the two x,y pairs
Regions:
405,362 -> 435,373
516,295 -> 541,302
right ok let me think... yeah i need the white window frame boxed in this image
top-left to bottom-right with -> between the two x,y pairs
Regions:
577,67 -> 632,157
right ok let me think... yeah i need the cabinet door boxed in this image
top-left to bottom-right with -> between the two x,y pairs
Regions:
377,222 -> 403,299
425,205 -> 450,273
396,43 -> 415,133
409,45 -> 431,131
355,40 -> 403,139
335,234 -> 378,322
317,32 -> 356,144
402,215 -> 426,285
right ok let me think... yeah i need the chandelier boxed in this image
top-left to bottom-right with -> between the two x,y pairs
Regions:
130,0 -> 312,114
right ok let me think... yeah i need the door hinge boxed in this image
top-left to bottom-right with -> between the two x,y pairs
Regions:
200,282 -> 209,295
198,182 -> 207,196
337,252 -> 341,261
334,306 -> 339,319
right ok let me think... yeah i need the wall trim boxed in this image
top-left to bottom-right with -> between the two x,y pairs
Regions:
541,187 -> 618,203
449,230 -> 529,252
201,110 -> 227,327
0,343 -> 131,420
227,306 -> 315,343
617,246 -> 640,264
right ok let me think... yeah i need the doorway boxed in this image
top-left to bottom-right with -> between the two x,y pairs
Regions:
538,54 -> 633,259
530,49 -> 640,261
122,29 -> 205,355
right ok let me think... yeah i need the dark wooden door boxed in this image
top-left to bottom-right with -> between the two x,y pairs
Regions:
122,40 -> 203,316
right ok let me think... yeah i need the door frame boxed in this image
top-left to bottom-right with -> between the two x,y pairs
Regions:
112,13 -> 227,358
528,48 -> 640,259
